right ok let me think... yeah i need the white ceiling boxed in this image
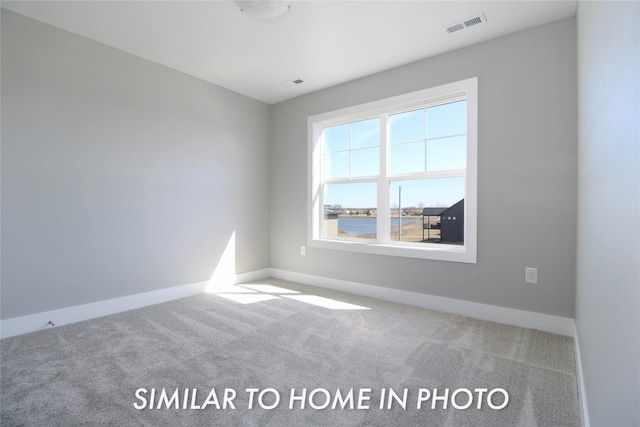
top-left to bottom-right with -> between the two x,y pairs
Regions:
1,1 -> 577,105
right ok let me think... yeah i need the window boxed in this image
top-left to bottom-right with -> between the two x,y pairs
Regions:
308,78 -> 477,263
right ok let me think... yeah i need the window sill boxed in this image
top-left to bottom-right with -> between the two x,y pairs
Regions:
308,238 -> 476,263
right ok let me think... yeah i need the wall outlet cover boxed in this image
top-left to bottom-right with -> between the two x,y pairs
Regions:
525,267 -> 538,284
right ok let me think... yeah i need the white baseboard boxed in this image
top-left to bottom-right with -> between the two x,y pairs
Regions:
0,269 -> 270,339
573,323 -> 591,427
269,268 -> 575,336
1,266 -> 573,339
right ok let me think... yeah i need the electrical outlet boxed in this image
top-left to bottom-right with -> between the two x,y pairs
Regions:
300,246 -> 306,256
525,268 -> 538,284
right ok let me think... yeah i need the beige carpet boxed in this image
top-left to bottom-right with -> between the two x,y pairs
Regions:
1,278 -> 581,426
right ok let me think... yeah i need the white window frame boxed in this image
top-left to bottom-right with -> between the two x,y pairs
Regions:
308,78 -> 477,263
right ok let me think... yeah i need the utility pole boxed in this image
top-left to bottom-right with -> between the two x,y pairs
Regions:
398,185 -> 402,241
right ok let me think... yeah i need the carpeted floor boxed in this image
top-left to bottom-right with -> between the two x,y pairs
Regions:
0,278 -> 581,426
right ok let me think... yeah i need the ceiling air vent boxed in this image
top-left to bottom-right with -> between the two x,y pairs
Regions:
446,23 -> 465,34
445,13 -> 487,34
281,77 -> 305,88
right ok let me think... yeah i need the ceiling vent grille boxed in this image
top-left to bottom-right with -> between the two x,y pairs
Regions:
281,77 -> 305,87
446,23 -> 465,34
445,13 -> 487,34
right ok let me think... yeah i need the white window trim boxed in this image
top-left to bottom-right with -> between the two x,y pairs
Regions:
308,78 -> 477,263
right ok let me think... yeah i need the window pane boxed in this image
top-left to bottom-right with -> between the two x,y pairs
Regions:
324,151 -> 349,178
351,118 -> 380,149
324,124 -> 350,152
389,141 -> 425,175
390,109 -> 426,144
390,178 -> 464,244
352,147 -> 379,177
323,182 -> 377,240
427,100 -> 466,139
427,135 -> 466,171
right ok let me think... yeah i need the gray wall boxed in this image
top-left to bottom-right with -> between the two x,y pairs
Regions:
576,2 -> 640,426
1,10 -> 271,319
270,18 -> 578,318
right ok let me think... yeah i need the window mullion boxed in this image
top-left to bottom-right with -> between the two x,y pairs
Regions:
424,108 -> 428,173
378,114 -> 390,243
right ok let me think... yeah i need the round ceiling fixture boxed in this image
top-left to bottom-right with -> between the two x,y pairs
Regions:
235,1 -> 292,19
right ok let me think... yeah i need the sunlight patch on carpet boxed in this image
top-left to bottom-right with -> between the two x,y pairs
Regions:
216,293 -> 280,305
239,284 -> 300,294
207,282 -> 370,310
282,295 -> 370,310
